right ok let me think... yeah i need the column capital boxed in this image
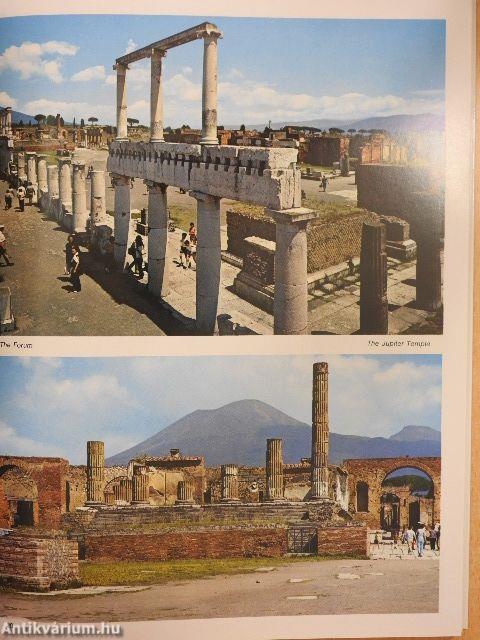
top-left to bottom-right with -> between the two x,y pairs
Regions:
113,62 -> 129,72
267,207 -> 317,227
189,190 -> 220,204
150,47 -> 167,58
111,172 -> 131,186
144,180 -> 167,193
57,156 -> 72,166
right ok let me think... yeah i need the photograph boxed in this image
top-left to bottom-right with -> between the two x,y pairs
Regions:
0,14 -> 444,335
0,354 -> 442,621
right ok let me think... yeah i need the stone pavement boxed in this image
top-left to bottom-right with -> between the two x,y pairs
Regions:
0,558 -> 439,621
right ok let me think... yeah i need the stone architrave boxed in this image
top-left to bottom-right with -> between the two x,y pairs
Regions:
176,480 -> 195,504
415,192 -> 443,312
310,362 -> 329,500
268,208 -> 317,335
90,170 -> 106,224
265,439 -> 285,501
191,191 -> 221,335
220,464 -> 240,502
115,63 -> 128,140
72,163 -> 89,233
200,33 -> 220,144
146,181 -> 169,297
150,50 -> 166,142
112,173 -> 131,267
86,441 -> 105,505
359,221 -> 388,335
132,466 -> 149,504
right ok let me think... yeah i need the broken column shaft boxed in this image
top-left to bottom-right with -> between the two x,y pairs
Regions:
176,480 -> 195,504
220,464 -> 240,502
86,441 -> 105,505
310,362 -> 329,500
359,221 -> 388,334
131,466 -> 149,504
265,438 -> 284,501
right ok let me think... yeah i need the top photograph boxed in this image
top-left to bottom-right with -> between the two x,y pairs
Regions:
0,15 -> 444,336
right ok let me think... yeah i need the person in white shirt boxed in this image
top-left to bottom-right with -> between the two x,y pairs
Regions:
16,185 -> 25,211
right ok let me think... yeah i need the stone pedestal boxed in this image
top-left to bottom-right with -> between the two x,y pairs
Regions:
359,221 -> 388,335
200,34 -> 220,144
310,362 -> 329,500
176,480 -> 195,504
265,439 -> 284,501
112,173 -> 131,267
132,466 -> 149,504
86,441 -> 104,505
193,191 -> 221,334
90,170 -> 106,224
268,208 -> 316,335
116,63 -> 128,140
72,163 -> 89,233
146,182 -> 169,297
58,157 -> 72,224
150,50 -> 166,142
220,464 -> 240,502
415,193 -> 443,311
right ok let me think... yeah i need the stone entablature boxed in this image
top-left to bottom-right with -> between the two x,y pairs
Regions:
107,141 -> 300,210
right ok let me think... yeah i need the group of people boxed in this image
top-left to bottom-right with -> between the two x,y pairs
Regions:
400,523 -> 440,557
3,181 -> 36,212
179,222 -> 197,269
64,234 -> 82,292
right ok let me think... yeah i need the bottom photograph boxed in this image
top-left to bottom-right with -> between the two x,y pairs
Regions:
0,354 -> 441,622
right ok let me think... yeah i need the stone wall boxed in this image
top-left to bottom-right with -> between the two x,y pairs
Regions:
84,528 -> 287,562
227,209 -> 380,274
316,524 -> 368,557
304,136 -> 349,166
0,534 -> 80,591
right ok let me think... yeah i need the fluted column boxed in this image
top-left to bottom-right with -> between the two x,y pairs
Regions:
112,173 -> 131,267
265,439 -> 284,501
310,362 -> 329,500
146,181 -> 169,297
115,63 -> 128,141
115,478 -> 131,502
17,153 -> 26,182
36,155 -> 48,193
90,170 -> 106,224
200,33 -> 220,144
415,193 -> 443,311
359,221 -> 388,334
191,191 -> 221,334
221,464 -> 240,502
72,162 -> 88,233
104,491 -> 115,506
57,157 -> 72,224
86,441 -> 105,505
176,480 -> 195,504
131,466 -> 149,504
150,49 -> 166,142
269,208 -> 316,335
26,152 -> 38,197
5,107 -> 12,136
46,165 -> 59,209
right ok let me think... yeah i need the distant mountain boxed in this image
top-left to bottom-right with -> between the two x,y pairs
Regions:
106,399 -> 441,467
389,425 -> 441,443
0,108 -> 36,125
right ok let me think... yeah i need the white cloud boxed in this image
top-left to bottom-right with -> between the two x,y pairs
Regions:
0,40 -> 78,83
181,66 -> 193,76
71,65 -> 106,82
22,98 -> 112,123
125,38 -> 138,54
0,91 -> 17,108
0,420 -> 56,457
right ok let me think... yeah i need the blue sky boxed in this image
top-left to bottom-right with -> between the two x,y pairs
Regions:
0,15 -> 445,127
0,355 -> 441,464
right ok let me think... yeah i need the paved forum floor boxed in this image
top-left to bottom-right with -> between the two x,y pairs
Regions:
0,558 -> 439,622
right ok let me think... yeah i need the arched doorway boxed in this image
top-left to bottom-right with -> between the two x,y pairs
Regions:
0,465 -> 38,527
380,492 -> 400,530
381,466 -> 434,531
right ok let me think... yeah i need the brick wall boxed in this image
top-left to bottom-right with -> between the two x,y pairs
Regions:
84,528 -> 287,562
0,534 -> 80,591
317,524 -> 368,557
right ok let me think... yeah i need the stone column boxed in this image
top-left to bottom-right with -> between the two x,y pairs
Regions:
58,157 -> 72,223
268,208 -> 316,335
0,111 -> 4,136
200,33 -> 220,144
115,63 -> 128,141
310,362 -> 329,500
150,49 -> 166,142
359,221 -> 388,334
131,466 -> 149,504
116,478 -> 131,502
415,193 -> 443,311
46,165 -> 59,204
36,155 -> 48,194
220,464 -> 240,502
265,439 -> 284,501
104,491 -> 115,506
90,170 -> 106,224
72,162 -> 88,233
17,153 -> 26,182
5,107 -> 12,136
192,191 -> 221,334
86,441 -> 104,505
26,152 -> 37,188
176,480 -> 195,504
146,181 -> 169,297
112,173 -> 131,267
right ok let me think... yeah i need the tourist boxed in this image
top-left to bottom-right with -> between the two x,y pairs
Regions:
188,222 -> 196,244
0,225 -> 13,266
416,524 -> 426,557
69,246 -> 82,292
16,183 -> 25,212
429,526 -> 437,551
133,235 -> 145,278
4,187 -> 14,210
405,526 -> 416,554
179,232 -> 189,268
321,176 -> 328,192
183,239 -> 193,269
64,234 -> 75,275
25,182 -> 35,206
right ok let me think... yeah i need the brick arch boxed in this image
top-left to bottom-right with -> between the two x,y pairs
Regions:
0,456 -> 68,529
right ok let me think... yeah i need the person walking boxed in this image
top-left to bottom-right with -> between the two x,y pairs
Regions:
4,187 -> 14,210
64,234 -> 75,275
321,175 -> 328,192
16,184 -> 25,212
179,232 -> 189,268
406,526 -> 416,554
69,246 -> 82,292
416,524 -> 426,558
429,526 -> 437,551
188,222 -> 196,244
0,225 -> 13,266
134,235 -> 145,278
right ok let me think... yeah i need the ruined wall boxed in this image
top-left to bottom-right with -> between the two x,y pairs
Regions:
317,524 -> 368,557
66,465 -> 128,510
0,534 -> 79,591
304,136 -> 349,166
84,528 -> 287,562
227,209 -> 380,274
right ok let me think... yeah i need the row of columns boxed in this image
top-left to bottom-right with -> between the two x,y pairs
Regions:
115,33 -> 219,144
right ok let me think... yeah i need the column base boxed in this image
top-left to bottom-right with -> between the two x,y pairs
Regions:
175,499 -> 195,505
85,501 -> 104,507
150,137 -> 165,143
220,498 -> 241,503
199,138 -> 218,145
131,501 -> 150,506
115,137 -> 128,142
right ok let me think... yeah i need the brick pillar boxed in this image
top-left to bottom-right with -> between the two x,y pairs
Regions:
359,221 -> 388,334
132,466 -> 149,504
176,480 -> 195,504
310,362 -> 329,500
415,193 -> 443,311
265,438 -> 284,501
86,441 -> 104,505
221,464 -> 239,502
